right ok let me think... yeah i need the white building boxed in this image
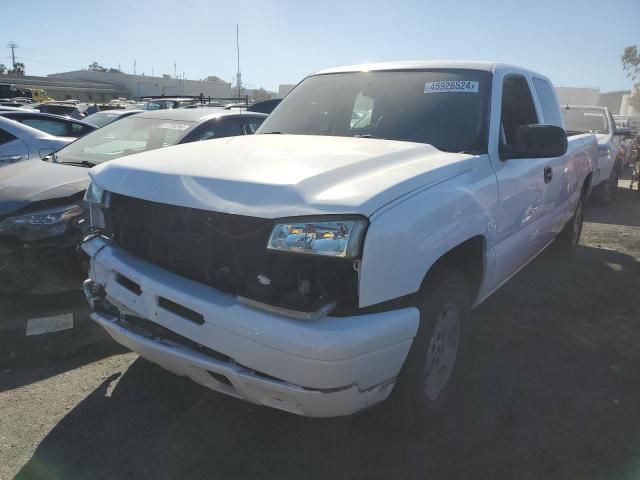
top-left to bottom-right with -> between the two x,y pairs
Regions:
48,70 -> 232,99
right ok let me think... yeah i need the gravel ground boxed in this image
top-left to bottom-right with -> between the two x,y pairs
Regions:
1,182 -> 639,480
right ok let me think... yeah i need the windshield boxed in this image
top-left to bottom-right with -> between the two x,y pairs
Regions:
55,116 -> 195,165
562,109 -> 610,134
257,69 -> 491,153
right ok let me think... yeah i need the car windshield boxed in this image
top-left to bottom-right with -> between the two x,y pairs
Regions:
55,116 -> 195,165
83,111 -> 122,127
563,109 -> 610,134
257,69 -> 491,153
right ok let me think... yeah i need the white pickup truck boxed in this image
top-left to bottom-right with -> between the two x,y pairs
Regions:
81,61 -> 597,423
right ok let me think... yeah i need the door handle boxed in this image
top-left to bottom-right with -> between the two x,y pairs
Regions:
544,166 -> 553,183
0,154 -> 23,163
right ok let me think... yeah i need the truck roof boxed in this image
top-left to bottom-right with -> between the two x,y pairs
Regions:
314,60 -> 529,75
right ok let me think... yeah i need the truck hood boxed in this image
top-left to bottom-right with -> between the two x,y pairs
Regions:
90,135 -> 474,218
0,159 -> 90,217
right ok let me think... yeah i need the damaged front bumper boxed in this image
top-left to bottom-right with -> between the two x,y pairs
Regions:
82,235 -> 420,417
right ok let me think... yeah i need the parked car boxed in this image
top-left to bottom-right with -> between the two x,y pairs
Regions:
0,108 -> 267,293
0,116 -> 73,166
83,109 -> 144,128
142,98 -> 198,110
81,61 -> 597,423
38,102 -> 88,120
562,105 -> 630,204
0,111 -> 96,138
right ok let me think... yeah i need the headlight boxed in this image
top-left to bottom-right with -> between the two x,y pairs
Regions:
267,218 -> 367,259
0,204 -> 85,241
84,182 -> 104,204
84,181 -> 109,229
598,145 -> 611,157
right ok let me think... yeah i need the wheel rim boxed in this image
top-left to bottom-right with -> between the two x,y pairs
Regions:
423,304 -> 461,401
571,201 -> 583,245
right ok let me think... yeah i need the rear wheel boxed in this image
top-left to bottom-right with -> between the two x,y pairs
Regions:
599,167 -> 618,205
554,197 -> 584,255
386,266 -> 470,429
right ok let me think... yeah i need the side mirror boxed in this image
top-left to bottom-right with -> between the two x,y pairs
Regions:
615,127 -> 632,138
508,124 -> 568,159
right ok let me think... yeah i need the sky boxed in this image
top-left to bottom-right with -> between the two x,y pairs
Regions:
2,0 -> 639,92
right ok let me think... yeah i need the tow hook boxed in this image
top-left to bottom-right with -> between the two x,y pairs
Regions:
83,279 -> 105,309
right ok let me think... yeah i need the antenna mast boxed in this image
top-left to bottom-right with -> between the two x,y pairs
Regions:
236,25 -> 242,101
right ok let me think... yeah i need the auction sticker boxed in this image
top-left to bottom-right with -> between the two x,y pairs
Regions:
424,80 -> 479,94
158,123 -> 190,130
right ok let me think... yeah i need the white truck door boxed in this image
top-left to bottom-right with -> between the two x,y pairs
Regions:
530,77 -> 573,238
0,127 -> 29,165
487,74 -> 552,288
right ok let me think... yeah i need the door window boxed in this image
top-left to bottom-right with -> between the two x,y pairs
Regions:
0,128 -> 17,145
243,117 -> 265,134
20,118 -> 69,137
532,78 -> 563,127
500,75 -> 538,157
191,118 -> 243,142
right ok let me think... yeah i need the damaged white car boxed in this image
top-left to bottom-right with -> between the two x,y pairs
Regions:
81,61 -> 596,422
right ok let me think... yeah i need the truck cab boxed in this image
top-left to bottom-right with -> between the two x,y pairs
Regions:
81,61 -> 596,422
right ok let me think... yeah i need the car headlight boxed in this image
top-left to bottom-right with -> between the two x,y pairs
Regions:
84,182 -> 105,204
267,217 -> 367,259
0,204 -> 85,241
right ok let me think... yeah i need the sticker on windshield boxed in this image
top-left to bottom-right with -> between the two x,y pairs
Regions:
424,81 -> 479,94
158,123 -> 190,130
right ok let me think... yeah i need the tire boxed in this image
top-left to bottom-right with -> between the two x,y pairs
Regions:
599,167 -> 618,205
554,197 -> 584,256
385,265 -> 471,430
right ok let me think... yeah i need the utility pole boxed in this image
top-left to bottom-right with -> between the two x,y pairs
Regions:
236,25 -> 242,101
174,62 -> 177,79
6,41 -> 19,69
134,60 -> 137,74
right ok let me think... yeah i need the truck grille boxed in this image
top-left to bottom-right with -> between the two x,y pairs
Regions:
104,193 -> 359,313
104,193 -> 273,295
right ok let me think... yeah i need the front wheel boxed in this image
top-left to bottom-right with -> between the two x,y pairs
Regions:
386,266 -> 470,428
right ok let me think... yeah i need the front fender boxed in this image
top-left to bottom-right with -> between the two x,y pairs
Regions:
358,158 -> 498,308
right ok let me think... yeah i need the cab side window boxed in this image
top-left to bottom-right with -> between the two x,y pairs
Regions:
532,78 -> 563,127
500,75 -> 538,157
0,128 -> 17,145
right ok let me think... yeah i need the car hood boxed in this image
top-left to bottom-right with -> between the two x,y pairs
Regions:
0,159 -> 90,217
90,135 -> 474,218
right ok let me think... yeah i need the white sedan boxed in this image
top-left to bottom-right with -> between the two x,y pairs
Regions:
0,116 -> 74,166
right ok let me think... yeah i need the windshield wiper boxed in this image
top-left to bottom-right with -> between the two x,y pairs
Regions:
262,131 -> 285,134
354,134 -> 378,139
59,160 -> 96,168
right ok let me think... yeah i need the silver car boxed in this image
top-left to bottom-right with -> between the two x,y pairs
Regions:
0,116 -> 74,166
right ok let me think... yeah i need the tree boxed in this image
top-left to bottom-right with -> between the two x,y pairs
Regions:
108,68 -> 122,73
205,75 -> 223,82
621,45 -> 640,111
88,61 -> 107,72
0,64 -> 6,74
7,62 -> 25,75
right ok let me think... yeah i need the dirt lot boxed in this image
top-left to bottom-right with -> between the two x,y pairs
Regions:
1,182 -> 639,480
